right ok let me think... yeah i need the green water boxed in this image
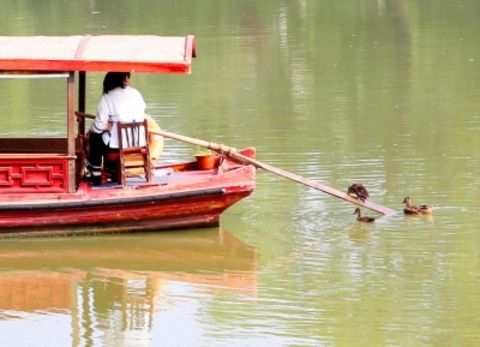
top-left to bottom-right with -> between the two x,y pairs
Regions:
1,1 -> 480,346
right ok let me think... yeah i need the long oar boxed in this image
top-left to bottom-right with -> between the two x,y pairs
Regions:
150,129 -> 396,216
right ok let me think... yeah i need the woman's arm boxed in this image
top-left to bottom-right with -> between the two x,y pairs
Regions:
91,96 -> 111,133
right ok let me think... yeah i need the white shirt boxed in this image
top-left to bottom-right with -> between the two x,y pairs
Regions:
91,86 -> 146,149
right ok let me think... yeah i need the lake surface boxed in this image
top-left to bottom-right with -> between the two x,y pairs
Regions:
1,1 -> 480,346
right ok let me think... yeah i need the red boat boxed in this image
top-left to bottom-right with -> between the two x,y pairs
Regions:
0,35 -> 256,236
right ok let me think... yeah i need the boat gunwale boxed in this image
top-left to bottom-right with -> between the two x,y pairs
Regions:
0,187 -> 232,211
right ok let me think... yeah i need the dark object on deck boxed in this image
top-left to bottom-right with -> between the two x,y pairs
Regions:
347,183 -> 369,202
353,208 -> 375,223
402,197 -> 432,215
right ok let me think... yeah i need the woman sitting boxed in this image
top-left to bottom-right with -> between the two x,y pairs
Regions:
85,72 -> 147,184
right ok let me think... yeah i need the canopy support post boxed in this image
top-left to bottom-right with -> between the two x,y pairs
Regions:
67,71 -> 76,193
78,71 -> 86,139
78,71 -> 86,112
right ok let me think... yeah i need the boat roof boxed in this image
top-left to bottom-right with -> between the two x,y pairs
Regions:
0,35 -> 196,74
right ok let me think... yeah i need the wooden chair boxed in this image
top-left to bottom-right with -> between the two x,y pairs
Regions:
117,120 -> 152,186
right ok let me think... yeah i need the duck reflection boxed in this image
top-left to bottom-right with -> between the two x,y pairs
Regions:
0,229 -> 257,345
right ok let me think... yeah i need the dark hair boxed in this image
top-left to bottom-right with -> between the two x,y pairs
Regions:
103,72 -> 130,94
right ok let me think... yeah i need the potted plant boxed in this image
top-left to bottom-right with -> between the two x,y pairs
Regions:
194,147 -> 218,170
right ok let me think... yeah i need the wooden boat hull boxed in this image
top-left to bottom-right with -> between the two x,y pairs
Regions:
0,162 -> 255,237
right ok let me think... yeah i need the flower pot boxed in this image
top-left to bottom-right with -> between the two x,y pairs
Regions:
195,154 -> 218,170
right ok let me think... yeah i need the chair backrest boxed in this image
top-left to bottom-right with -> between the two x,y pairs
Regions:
117,119 -> 152,185
118,121 -> 147,148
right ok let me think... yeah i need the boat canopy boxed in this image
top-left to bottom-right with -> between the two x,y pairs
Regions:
0,35 -> 196,73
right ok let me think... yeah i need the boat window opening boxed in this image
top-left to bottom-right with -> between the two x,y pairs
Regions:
0,76 -> 67,140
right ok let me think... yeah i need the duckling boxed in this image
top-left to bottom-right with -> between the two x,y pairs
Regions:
402,197 -> 432,215
353,208 -> 375,223
347,183 -> 369,202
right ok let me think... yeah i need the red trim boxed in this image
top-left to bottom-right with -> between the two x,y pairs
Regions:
0,156 -> 68,193
0,59 -> 191,73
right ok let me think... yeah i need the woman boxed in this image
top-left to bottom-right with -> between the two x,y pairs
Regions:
86,72 -> 147,184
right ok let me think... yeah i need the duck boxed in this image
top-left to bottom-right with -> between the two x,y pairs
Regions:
353,208 -> 375,223
402,197 -> 432,215
347,183 -> 369,202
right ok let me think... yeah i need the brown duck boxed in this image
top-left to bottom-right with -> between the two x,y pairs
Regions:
347,183 -> 369,202
402,197 -> 432,215
353,208 -> 375,223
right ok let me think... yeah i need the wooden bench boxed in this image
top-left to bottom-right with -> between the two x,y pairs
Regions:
0,138 -> 68,154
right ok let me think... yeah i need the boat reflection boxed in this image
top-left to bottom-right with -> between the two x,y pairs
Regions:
0,229 -> 257,344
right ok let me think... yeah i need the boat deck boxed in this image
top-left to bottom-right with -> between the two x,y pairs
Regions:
89,167 -> 219,190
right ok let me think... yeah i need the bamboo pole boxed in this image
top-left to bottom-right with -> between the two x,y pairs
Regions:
149,129 -> 397,216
